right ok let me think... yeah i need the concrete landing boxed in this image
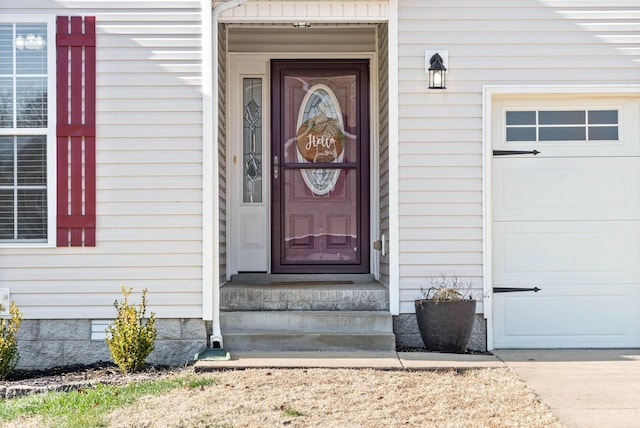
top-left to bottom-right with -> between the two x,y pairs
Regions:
221,282 -> 388,311
221,274 -> 388,311
194,351 -> 504,371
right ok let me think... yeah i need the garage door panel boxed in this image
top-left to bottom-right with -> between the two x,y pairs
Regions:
492,97 -> 640,349
494,221 -> 640,285
494,157 -> 640,222
494,285 -> 640,348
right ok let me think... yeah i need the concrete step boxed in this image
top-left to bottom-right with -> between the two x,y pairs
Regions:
223,332 -> 396,352
221,311 -> 391,333
221,311 -> 396,352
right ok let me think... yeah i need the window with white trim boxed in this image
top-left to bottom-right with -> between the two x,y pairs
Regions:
505,109 -> 619,142
0,17 -> 54,244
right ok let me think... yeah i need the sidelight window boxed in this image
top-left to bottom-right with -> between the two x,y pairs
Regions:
242,78 -> 263,204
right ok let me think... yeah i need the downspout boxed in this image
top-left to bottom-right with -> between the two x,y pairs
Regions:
203,0 -> 248,350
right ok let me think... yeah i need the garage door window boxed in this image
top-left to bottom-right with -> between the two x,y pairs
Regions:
506,109 -> 619,142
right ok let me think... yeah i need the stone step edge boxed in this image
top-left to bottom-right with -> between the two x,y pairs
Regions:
221,310 -> 392,315
223,332 -> 396,336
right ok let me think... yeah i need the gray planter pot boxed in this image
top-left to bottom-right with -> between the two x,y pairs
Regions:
414,299 -> 476,353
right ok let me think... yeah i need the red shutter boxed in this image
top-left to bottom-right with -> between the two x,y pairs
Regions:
56,16 -> 96,247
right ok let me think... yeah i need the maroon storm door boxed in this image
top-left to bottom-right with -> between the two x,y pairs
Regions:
271,60 -> 370,273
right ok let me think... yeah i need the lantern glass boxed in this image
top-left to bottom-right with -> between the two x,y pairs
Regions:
430,69 -> 445,89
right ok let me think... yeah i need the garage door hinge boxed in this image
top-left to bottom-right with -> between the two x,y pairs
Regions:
493,150 -> 540,156
493,287 -> 541,293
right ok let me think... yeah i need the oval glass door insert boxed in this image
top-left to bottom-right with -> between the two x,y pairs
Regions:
295,84 -> 346,195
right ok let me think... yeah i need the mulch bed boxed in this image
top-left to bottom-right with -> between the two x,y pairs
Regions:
396,346 -> 493,355
0,362 -> 185,399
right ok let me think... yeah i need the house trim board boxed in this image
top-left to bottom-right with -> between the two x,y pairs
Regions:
387,0 -> 399,315
215,0 -> 389,22
202,0 -> 214,322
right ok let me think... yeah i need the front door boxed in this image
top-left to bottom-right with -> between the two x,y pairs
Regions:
271,60 -> 370,273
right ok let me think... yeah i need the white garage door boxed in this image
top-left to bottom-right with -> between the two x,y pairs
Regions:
492,98 -> 640,348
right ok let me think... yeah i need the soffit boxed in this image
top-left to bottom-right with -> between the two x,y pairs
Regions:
215,1 -> 389,22
228,25 -> 377,52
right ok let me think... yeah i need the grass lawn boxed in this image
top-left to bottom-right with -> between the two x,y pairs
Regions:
1,367 -> 563,427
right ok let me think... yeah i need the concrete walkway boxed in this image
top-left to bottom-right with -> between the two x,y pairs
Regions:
494,349 -> 640,428
194,351 -> 503,370
195,349 -> 640,428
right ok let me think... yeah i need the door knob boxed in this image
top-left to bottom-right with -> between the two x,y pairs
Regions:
273,155 -> 279,179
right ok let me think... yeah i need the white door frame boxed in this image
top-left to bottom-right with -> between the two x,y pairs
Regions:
482,84 -> 640,350
227,51 -> 379,278
227,55 -> 270,274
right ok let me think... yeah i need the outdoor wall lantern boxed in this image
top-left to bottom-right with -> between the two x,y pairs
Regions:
426,50 -> 448,90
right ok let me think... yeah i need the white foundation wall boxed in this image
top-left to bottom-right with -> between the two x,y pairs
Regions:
0,1 -> 205,319
396,0 -> 640,314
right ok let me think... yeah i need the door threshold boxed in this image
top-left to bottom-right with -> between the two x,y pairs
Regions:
230,273 -> 375,284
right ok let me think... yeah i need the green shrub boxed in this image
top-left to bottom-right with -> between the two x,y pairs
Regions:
0,302 -> 23,380
106,287 -> 157,374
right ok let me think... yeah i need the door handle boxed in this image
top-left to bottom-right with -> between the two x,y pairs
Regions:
493,287 -> 541,293
273,155 -> 279,179
493,150 -> 540,156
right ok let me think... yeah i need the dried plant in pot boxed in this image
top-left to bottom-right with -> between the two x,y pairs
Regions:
414,275 -> 476,353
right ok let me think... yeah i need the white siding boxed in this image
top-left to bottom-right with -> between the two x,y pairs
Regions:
397,0 -> 640,314
5,0 -> 639,320
0,0 -> 204,319
377,23 -> 391,286
218,23 -> 228,284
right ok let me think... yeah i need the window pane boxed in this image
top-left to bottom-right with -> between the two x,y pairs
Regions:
17,188 -> 46,240
0,189 -> 14,240
17,135 -> 46,185
0,77 -> 13,128
539,110 -> 585,125
589,126 -> 619,140
0,136 -> 14,185
589,110 -> 618,124
0,24 -> 12,75
15,23 -> 48,75
243,77 -> 263,203
16,77 -> 47,128
506,111 -> 535,125
506,127 -> 536,141
0,21 -> 50,244
539,126 -> 586,141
